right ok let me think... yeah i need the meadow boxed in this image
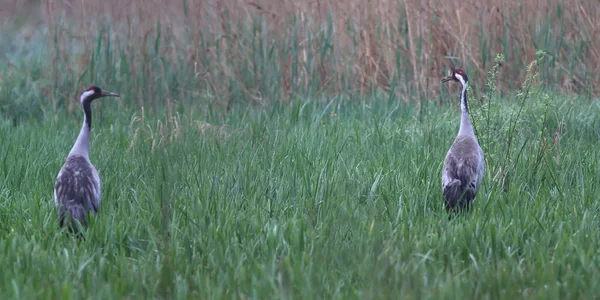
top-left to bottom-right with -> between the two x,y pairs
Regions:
0,0 -> 599,299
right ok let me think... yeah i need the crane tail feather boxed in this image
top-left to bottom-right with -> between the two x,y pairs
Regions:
443,180 -> 475,214
58,203 -> 88,237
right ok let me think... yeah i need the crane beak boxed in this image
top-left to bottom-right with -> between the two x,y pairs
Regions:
100,90 -> 120,97
441,75 -> 453,83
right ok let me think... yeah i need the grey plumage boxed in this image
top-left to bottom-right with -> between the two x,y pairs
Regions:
55,156 -> 101,232
54,86 -> 119,234
441,69 -> 485,213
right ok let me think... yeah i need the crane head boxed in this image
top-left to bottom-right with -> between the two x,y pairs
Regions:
80,86 -> 120,104
442,69 -> 469,86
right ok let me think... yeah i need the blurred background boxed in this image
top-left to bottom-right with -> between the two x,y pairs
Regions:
0,0 -> 598,121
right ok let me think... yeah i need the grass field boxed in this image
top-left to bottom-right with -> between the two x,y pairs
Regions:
0,0 -> 599,299
1,75 -> 599,298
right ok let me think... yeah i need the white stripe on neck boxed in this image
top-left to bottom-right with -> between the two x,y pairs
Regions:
80,90 -> 95,104
455,74 -> 467,86
460,84 -> 468,113
69,113 -> 91,158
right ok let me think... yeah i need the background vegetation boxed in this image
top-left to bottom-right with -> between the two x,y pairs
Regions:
1,0 -> 599,119
0,0 -> 598,299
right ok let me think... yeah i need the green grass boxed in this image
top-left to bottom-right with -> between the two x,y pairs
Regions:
0,84 -> 598,298
0,6 -> 599,299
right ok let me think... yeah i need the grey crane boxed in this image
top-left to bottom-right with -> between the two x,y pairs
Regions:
54,86 -> 119,234
440,69 -> 485,214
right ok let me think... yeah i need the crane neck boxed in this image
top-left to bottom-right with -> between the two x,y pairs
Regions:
458,82 -> 475,138
69,101 -> 92,158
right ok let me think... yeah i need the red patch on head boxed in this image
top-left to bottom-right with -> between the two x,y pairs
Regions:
455,69 -> 465,75
86,86 -> 95,91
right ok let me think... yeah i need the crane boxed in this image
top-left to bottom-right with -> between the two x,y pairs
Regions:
440,69 -> 485,214
54,85 -> 119,235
